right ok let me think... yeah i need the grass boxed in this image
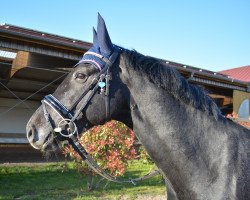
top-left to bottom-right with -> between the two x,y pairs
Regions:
0,161 -> 165,200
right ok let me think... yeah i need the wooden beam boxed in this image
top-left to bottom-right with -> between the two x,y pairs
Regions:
11,51 -> 29,77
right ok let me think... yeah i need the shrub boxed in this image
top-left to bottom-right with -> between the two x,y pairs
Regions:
63,120 -> 137,176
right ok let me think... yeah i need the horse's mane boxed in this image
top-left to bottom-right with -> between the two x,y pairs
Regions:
123,49 -> 223,120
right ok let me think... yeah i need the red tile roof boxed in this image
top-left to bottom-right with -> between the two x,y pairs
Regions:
219,65 -> 250,82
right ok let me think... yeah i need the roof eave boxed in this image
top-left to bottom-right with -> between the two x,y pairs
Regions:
0,24 -> 92,52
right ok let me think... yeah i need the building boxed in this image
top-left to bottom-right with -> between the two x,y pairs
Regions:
220,66 -> 250,120
0,23 -> 249,162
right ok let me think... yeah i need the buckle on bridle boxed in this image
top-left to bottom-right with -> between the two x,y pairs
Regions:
54,119 -> 78,138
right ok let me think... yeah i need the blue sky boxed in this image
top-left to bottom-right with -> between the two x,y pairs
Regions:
1,0 -> 250,71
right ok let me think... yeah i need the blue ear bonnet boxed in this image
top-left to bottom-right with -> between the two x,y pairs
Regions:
78,45 -> 108,71
78,14 -> 115,70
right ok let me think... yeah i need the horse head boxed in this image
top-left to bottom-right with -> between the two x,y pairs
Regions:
26,14 -> 131,151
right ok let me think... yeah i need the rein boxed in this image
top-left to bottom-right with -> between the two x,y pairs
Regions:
41,50 -> 161,185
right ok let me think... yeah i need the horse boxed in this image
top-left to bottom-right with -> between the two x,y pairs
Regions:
26,14 -> 250,199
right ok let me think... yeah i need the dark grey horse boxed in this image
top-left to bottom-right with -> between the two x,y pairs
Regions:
26,14 -> 250,199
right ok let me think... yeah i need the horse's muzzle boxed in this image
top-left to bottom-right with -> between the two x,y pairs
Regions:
26,125 -> 50,150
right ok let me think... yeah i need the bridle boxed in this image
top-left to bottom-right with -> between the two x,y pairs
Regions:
41,49 -> 160,184
42,50 -> 119,124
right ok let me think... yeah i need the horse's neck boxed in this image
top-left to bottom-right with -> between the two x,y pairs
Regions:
124,69 -> 236,199
127,72 -> 194,158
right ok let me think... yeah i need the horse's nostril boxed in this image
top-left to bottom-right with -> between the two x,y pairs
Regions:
26,126 -> 41,150
27,126 -> 35,141
28,129 -> 32,138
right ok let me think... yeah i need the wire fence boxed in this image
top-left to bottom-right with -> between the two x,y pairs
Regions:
0,62 -> 71,117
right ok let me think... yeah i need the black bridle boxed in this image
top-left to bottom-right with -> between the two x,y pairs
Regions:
42,50 -> 119,124
41,49 -> 160,184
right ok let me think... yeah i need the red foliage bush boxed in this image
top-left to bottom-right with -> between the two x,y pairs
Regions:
63,120 -> 137,176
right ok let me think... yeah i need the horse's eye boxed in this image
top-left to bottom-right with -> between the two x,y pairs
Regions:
75,72 -> 88,82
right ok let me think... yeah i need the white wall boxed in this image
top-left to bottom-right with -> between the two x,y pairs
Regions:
0,98 -> 40,143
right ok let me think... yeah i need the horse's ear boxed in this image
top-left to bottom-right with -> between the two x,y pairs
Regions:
92,27 -> 99,50
97,13 -> 113,57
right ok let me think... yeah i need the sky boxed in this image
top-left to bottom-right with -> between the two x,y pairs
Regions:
1,0 -> 250,72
